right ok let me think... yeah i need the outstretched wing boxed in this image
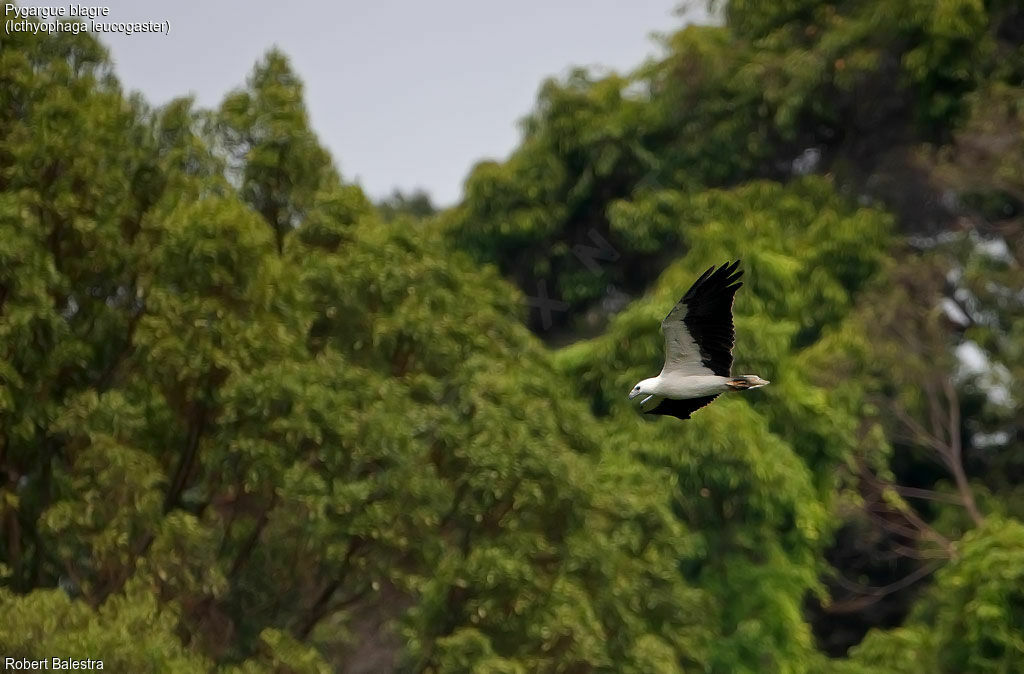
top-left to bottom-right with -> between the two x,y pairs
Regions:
645,395 -> 719,420
660,261 -> 743,377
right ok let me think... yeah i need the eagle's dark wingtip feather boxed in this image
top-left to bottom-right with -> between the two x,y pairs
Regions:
684,261 -> 743,302
675,260 -> 744,377
690,265 -> 717,291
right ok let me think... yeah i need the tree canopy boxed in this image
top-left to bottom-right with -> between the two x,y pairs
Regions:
1,1 -> 1022,671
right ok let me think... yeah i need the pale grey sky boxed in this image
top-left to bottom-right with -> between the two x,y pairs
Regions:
43,1 -> 710,205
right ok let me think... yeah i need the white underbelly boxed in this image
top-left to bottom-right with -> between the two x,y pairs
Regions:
656,374 -> 728,398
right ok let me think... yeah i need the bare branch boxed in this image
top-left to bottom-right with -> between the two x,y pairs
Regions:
893,485 -> 964,505
830,558 -> 943,597
858,461 -> 957,559
865,509 -> 926,540
942,378 -> 984,526
824,559 -> 943,614
891,405 -> 950,465
924,378 -> 950,454
887,541 -> 952,561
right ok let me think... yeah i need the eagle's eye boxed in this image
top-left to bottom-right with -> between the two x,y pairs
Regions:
634,385 -> 640,391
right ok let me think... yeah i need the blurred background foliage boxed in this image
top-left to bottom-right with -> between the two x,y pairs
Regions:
1,0 -> 1022,671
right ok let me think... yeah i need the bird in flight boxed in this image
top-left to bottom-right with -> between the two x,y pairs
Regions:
628,260 -> 769,420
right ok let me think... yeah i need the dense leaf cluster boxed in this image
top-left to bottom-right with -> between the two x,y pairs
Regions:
1,1 -> 1023,672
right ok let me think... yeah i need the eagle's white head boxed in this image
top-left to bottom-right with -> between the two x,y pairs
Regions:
627,377 -> 659,400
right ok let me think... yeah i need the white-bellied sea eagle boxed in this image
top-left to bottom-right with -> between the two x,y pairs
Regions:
628,260 -> 769,420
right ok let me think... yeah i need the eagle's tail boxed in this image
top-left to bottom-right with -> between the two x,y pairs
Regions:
727,375 -> 770,390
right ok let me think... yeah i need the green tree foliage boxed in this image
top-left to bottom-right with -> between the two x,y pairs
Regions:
377,189 -> 437,222
2,14 -> 703,672
2,0 -> 1024,671
445,0 -> 1024,333
832,518 -> 1024,674
556,177 -> 890,671
217,49 -> 338,255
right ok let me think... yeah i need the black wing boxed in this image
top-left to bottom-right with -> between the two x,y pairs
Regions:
662,260 -> 743,377
645,395 -> 719,420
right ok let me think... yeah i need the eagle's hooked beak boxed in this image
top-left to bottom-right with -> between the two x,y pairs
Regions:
628,388 -> 641,400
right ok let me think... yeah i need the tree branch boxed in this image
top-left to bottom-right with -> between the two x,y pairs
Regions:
295,537 -> 365,639
228,493 -> 277,579
824,559 -> 943,614
942,378 -> 984,526
164,402 -> 208,513
893,485 -> 964,505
